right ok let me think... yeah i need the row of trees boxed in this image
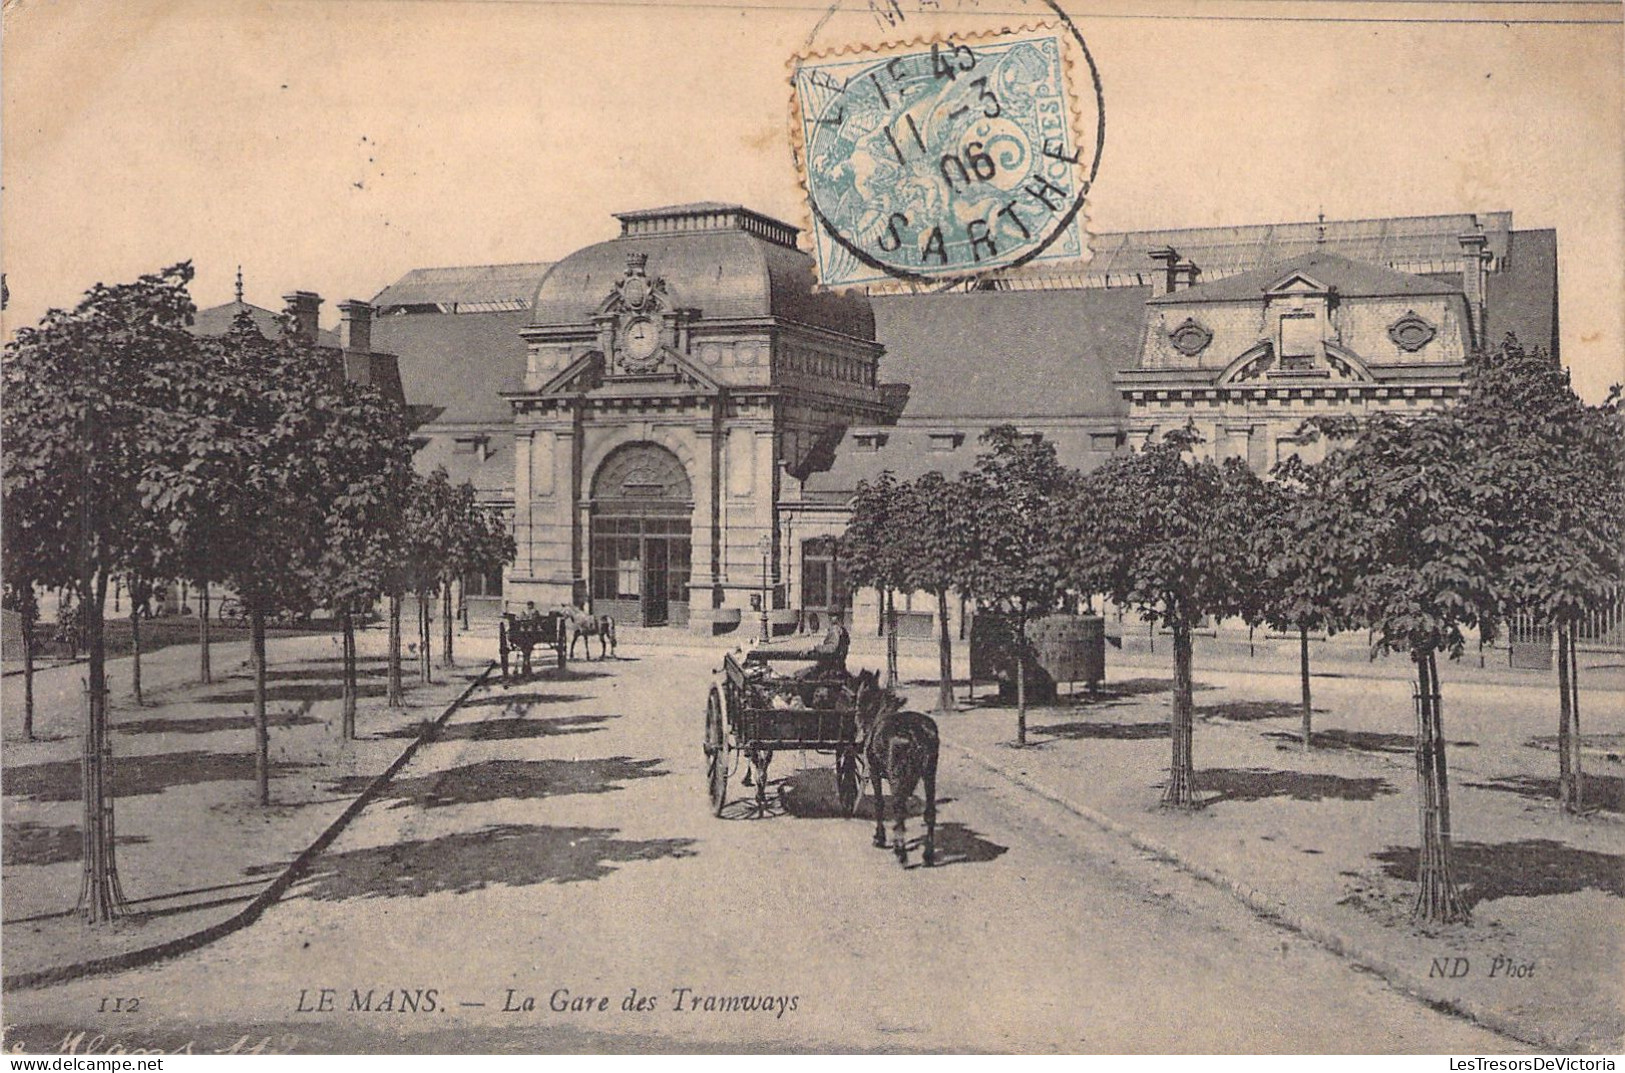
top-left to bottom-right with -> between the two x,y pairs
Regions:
842,338 -> 1623,922
1,264 -> 514,922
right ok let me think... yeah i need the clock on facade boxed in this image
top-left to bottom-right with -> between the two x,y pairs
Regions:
623,318 -> 659,362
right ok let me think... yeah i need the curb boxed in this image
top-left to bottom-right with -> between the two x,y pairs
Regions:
2,662 -> 496,993
951,740 -> 1569,1054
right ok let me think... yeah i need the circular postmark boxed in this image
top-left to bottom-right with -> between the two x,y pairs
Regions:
790,0 -> 1104,290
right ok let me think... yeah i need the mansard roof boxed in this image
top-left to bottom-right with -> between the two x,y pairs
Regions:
1147,250 -> 1461,305
530,205 -> 875,341
373,263 -> 554,314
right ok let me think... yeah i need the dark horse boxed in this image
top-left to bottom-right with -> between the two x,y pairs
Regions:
562,606 -> 616,661
854,669 -> 939,866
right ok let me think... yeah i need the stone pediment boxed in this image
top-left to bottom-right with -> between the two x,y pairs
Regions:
1266,271 -> 1332,296
533,345 -> 722,398
1215,340 -> 1374,384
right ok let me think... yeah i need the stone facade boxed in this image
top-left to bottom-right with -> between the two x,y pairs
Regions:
503,204 -> 891,631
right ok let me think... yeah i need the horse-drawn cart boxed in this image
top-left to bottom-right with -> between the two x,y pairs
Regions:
703,648 -> 878,817
499,612 -> 568,679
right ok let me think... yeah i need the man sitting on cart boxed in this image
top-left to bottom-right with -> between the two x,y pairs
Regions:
790,619 -> 850,681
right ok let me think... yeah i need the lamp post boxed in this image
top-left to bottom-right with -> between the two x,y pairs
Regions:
757,533 -> 772,644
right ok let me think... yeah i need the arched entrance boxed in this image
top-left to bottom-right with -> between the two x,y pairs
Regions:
589,443 -> 693,627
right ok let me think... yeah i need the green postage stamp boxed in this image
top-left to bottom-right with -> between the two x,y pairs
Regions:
791,25 -> 1098,290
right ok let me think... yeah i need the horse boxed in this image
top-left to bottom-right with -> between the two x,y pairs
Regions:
853,669 -> 940,867
560,606 -> 617,661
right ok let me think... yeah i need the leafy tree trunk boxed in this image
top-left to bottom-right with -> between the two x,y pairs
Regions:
1557,620 -> 1584,815
1412,649 -> 1467,923
197,581 -> 212,684
1015,646 -> 1028,747
1163,618 -> 1197,808
252,605 -> 270,806
442,580 -> 455,668
80,573 -> 124,923
341,610 -> 358,740
386,595 -> 404,708
935,588 -> 954,713
884,589 -> 898,689
1299,625 -> 1313,750
128,578 -> 144,706
21,596 -> 37,741
417,593 -> 433,684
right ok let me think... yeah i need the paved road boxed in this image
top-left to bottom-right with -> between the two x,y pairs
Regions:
2,648 -> 1520,1053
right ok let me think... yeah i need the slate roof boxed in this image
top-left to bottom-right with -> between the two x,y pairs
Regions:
1487,229 -> 1559,359
871,286 -> 1148,418
372,263 -> 553,314
189,300 -> 340,346
1068,212 -> 1513,288
1148,250 -> 1460,305
531,225 -> 874,341
370,309 -> 528,425
411,430 -> 514,498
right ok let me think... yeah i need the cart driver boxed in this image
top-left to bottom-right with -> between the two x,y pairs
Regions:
797,619 -> 850,679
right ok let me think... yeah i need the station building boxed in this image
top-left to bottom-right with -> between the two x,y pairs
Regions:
358,204 -> 1557,635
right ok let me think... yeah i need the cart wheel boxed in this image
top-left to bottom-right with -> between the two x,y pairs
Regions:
836,749 -> 860,818
705,686 -> 729,816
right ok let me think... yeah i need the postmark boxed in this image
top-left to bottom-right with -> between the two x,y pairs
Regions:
790,16 -> 1103,290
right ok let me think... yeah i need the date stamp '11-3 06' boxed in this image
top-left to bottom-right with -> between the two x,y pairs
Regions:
791,21 -> 1103,290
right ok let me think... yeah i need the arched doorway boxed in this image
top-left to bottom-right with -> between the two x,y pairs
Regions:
589,443 -> 693,627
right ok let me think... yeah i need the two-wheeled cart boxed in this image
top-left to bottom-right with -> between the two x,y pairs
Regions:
703,649 -> 872,817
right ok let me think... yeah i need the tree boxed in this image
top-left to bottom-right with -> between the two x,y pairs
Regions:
191,312 -> 332,803
1301,409 -> 1516,923
1,473 -> 72,741
899,471 -> 977,713
1455,337 -> 1625,814
1070,427 -> 1262,807
958,426 -> 1072,746
1249,454 -> 1351,750
298,373 -> 415,738
1,262 -> 200,921
436,484 -> 515,669
841,471 -> 912,687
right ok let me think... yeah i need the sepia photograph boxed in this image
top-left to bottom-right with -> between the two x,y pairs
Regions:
1,0 -> 1622,1056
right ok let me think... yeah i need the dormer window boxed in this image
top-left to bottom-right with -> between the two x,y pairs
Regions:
1279,314 -> 1320,371
454,435 -> 491,461
853,431 -> 889,451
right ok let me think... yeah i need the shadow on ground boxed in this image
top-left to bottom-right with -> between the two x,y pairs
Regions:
1465,773 -> 1625,815
1373,839 -> 1625,907
293,823 -> 697,900
257,666 -> 388,683
1199,700 -> 1305,723
1,822 -> 149,867
1199,766 -> 1398,803
1263,728 -> 1481,754
384,714 -> 611,743
204,683 -> 387,705
918,821 -> 1009,868
455,692 -> 594,712
115,711 -> 323,736
333,757 -> 665,809
1031,720 -> 1168,740
6,751 -> 307,802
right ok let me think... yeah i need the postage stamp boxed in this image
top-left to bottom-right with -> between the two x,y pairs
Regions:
791,24 -> 1097,290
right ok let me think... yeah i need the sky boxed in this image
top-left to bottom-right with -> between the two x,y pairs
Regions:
4,0 -> 1623,400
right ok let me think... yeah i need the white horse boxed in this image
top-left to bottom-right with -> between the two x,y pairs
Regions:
558,605 -> 616,660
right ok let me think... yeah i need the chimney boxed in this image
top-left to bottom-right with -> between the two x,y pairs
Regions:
281,291 -> 322,345
339,299 -> 373,355
1459,229 -> 1489,348
1172,259 -> 1201,292
1148,246 -> 1179,298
